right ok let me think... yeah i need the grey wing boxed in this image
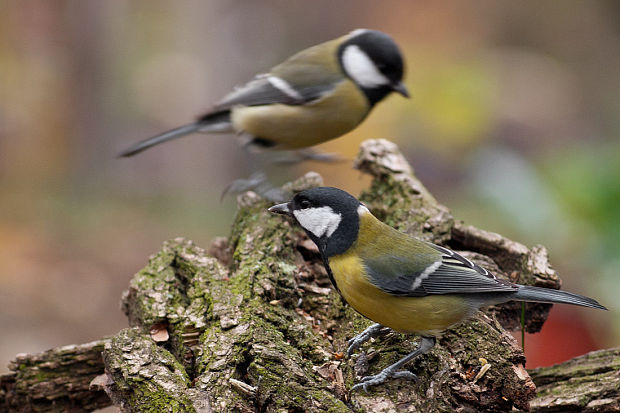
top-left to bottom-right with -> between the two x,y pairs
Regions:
363,243 -> 518,297
212,74 -> 335,111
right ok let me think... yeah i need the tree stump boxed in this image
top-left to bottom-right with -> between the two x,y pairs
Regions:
1,139 -> 614,412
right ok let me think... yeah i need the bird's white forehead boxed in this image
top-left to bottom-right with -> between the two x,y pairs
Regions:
293,206 -> 342,238
341,45 -> 390,89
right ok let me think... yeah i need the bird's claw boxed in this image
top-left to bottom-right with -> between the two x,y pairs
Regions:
347,324 -> 389,356
221,173 -> 288,202
272,149 -> 345,165
351,368 -> 417,392
346,337 -> 364,356
298,150 -> 344,163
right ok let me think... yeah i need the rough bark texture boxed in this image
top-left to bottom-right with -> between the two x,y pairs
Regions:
0,340 -> 110,412
1,139 -> 613,412
528,347 -> 620,412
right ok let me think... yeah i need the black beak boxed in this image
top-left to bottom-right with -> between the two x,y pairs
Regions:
268,203 -> 291,216
392,81 -> 410,98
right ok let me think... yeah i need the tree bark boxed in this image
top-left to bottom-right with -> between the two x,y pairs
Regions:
528,347 -> 620,412
0,340 -> 111,412
1,139 -> 614,412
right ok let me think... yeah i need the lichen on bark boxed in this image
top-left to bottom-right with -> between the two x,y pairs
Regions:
0,339 -> 110,412
527,347 -> 620,412
102,328 -> 197,412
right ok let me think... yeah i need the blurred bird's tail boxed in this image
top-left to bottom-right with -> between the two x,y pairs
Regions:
119,123 -> 200,157
118,111 -> 232,157
513,285 -> 606,310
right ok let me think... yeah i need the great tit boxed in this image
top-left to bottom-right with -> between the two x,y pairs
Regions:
119,29 -> 409,157
268,187 -> 606,391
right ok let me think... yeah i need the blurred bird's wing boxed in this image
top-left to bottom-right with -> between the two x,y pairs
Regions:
211,38 -> 345,113
363,241 -> 518,297
210,73 -> 340,113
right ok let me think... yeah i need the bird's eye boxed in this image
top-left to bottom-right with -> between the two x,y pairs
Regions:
299,199 -> 311,209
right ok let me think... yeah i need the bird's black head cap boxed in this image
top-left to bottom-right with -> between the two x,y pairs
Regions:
278,187 -> 362,257
338,29 -> 408,105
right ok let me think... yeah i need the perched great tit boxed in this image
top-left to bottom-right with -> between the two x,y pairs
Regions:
119,29 -> 409,157
268,187 -> 606,391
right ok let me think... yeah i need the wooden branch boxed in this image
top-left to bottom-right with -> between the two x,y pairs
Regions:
0,340 -> 110,412
1,139 -> 614,412
527,347 -> 620,412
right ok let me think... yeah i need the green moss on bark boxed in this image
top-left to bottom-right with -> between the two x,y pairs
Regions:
194,190 -> 349,412
103,328 -> 196,413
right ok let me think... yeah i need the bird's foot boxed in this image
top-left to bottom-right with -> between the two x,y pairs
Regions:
347,323 -> 390,356
298,149 -> 344,163
221,172 -> 288,202
272,149 -> 345,165
350,336 -> 435,393
351,367 -> 417,392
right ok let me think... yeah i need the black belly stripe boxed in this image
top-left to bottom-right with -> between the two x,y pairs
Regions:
322,256 -> 345,298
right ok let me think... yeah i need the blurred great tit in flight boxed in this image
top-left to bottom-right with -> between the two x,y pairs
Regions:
269,187 -> 606,391
119,29 -> 409,158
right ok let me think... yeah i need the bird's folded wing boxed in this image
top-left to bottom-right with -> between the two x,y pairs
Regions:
363,242 -> 518,297
212,74 -> 338,111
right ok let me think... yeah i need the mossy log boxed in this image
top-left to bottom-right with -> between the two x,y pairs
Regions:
0,340 -> 111,412
528,347 -> 620,412
1,139 -> 615,412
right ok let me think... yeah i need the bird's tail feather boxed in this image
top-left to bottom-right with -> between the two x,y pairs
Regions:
118,123 -> 202,157
513,285 -> 606,310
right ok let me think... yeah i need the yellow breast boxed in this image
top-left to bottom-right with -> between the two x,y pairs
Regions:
328,250 -> 473,336
230,80 -> 369,149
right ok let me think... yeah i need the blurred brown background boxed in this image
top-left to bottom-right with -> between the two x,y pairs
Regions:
1,0 -> 618,373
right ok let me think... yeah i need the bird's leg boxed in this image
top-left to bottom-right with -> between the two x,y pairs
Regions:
351,336 -> 436,392
221,172 -> 288,202
221,144 -> 290,202
347,323 -> 391,356
272,148 -> 345,164
297,148 -> 345,163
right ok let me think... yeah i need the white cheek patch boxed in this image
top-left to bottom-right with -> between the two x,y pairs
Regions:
293,206 -> 342,238
342,45 -> 390,89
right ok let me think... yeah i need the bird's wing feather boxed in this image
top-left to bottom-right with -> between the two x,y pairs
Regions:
211,74 -> 338,112
362,240 -> 517,297
212,37 -> 345,112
